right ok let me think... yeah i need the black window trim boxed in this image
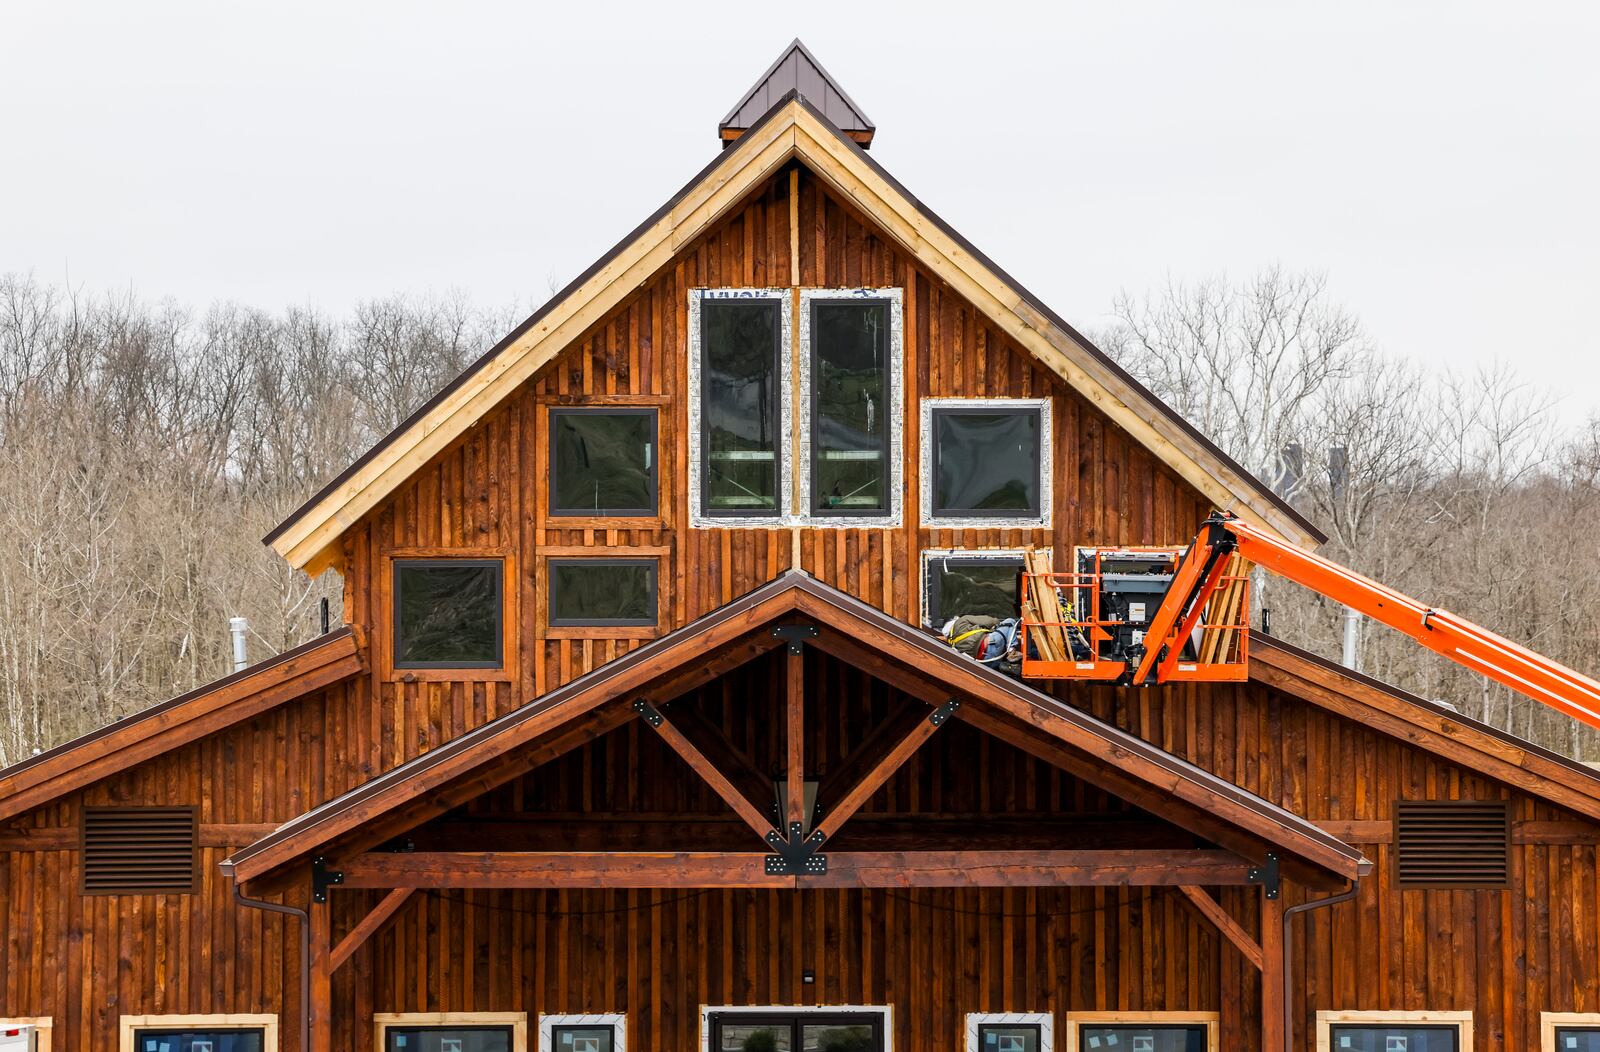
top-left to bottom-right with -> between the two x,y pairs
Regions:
697,296 -> 785,521
707,1009 -> 886,1051
1325,1022 -> 1463,1049
922,549 -> 1027,628
976,1020 -> 1044,1052
928,404 -> 1045,520
548,406 -> 660,518
547,556 -> 660,628
548,1020 -> 621,1052
806,295 -> 893,518
392,558 -> 506,671
381,1023 -> 516,1051
132,1025 -> 269,1049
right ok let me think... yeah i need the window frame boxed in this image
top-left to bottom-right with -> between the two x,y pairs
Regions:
921,397 -> 1052,529
545,557 -> 660,631
798,287 -> 904,526
698,1005 -> 893,1052
687,288 -> 794,527
547,406 -> 660,520
1543,1012 -> 1600,1051
921,549 -> 1030,629
1315,1010 -> 1473,1052
537,1014 -> 626,1052
120,1014 -> 278,1052
966,1012 -> 1053,1052
390,556 -> 508,673
1,1018 -> 52,1051
1063,1012 -> 1218,1052
374,1012 -> 527,1052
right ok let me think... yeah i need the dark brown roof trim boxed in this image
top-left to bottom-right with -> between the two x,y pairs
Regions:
0,626 -> 357,782
226,572 -> 1363,880
719,38 -> 875,136
265,91 -> 1322,549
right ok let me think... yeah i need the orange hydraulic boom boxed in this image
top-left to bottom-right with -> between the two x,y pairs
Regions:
1124,513 -> 1600,731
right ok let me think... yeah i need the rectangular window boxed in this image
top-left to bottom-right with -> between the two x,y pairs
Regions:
707,1012 -> 883,1052
1545,1014 -> 1600,1052
698,297 -> 784,518
922,398 -> 1051,528
393,560 -> 504,669
548,558 -> 657,627
809,298 -> 890,515
549,409 -> 657,517
1066,1014 -> 1216,1052
1318,1012 -> 1471,1052
120,1016 -> 277,1052
923,551 -> 1026,628
967,1013 -> 1052,1052
82,807 -> 197,895
537,1014 -> 624,1052
384,1027 -> 513,1052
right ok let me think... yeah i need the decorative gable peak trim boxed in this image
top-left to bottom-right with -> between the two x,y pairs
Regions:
720,39 -> 874,147
264,94 -> 1322,574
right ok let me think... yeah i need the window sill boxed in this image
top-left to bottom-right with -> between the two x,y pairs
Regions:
546,625 -> 660,640
540,515 -> 665,532
391,667 -> 514,683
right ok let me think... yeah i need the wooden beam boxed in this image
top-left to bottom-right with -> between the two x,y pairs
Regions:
661,703 -> 774,815
643,702 -> 778,847
335,848 -> 1259,889
309,900 -> 332,1052
810,701 -> 952,845
785,646 -> 806,836
1261,892 -> 1286,1052
813,699 -> 926,816
1178,885 -> 1264,971
328,887 -> 415,973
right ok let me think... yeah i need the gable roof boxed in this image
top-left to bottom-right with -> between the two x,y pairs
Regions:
721,39 -> 874,145
0,627 -> 363,823
263,92 -> 1324,574
1250,633 -> 1600,822
223,571 -> 1367,887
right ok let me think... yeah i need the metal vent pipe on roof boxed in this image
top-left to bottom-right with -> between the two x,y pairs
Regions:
229,616 -> 249,673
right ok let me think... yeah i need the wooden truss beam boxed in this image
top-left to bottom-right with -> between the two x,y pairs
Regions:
329,887 -> 415,972
809,699 -> 957,846
333,849 -> 1259,889
637,700 -> 777,847
1178,884 -> 1263,971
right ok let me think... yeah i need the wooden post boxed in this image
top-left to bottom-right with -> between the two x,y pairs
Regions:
785,646 -> 805,836
1260,891 -> 1285,1052
309,899 -> 332,1052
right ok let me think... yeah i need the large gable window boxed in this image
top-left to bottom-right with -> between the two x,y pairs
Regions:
393,559 -> 505,669
923,398 -> 1050,528
550,408 -> 658,518
691,291 -> 788,521
802,293 -> 901,519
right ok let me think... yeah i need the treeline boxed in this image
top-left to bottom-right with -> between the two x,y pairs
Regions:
0,269 -> 1595,764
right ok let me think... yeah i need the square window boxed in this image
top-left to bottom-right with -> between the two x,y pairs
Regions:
978,1024 -> 1042,1052
930,406 -> 1043,518
809,298 -> 891,516
549,408 -> 658,517
393,560 -> 504,669
551,1026 -> 614,1052
548,558 -> 657,627
923,552 -> 1025,627
698,297 -> 785,518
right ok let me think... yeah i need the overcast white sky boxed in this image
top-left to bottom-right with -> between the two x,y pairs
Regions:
3,1 -> 1597,426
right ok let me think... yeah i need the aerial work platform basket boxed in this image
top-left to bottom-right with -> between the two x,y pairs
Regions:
1019,545 -> 1251,684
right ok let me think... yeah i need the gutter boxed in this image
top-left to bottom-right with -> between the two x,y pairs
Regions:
231,873 -> 310,1052
1282,880 -> 1361,1050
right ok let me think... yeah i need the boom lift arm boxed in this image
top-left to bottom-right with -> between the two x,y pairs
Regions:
1134,513 -> 1600,732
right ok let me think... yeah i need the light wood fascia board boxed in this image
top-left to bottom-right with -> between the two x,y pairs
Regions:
270,119 -> 804,569
275,99 -> 1311,569
788,111 -> 1312,545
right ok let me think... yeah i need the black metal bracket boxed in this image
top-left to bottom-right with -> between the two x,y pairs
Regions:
632,698 -> 664,727
1248,852 -> 1281,900
311,856 -> 344,903
764,822 -> 828,876
771,624 -> 818,653
928,698 -> 962,726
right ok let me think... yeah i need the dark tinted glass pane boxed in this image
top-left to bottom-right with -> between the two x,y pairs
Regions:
978,1025 -> 1040,1052
384,1027 -> 512,1052
717,1024 -> 792,1052
934,410 -> 1040,515
395,562 -> 501,667
1556,1028 -> 1600,1052
549,560 -> 656,625
550,1026 -> 615,1052
703,299 -> 780,514
1077,1025 -> 1206,1052
801,1024 -> 874,1052
927,557 -> 1022,623
812,300 -> 889,514
552,410 -> 656,515
1326,1026 -> 1460,1052
136,1032 -> 264,1052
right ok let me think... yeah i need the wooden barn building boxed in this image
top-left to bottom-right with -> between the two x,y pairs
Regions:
3,40 -> 1598,1052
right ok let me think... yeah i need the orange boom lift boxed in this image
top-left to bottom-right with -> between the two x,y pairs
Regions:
1021,512 -> 1600,733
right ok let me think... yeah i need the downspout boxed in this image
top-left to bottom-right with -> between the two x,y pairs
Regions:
1282,879 -> 1360,1051
232,874 -> 311,1052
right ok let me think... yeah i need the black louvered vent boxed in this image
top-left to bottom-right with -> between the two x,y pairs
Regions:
81,806 -> 197,894
1395,800 -> 1510,888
